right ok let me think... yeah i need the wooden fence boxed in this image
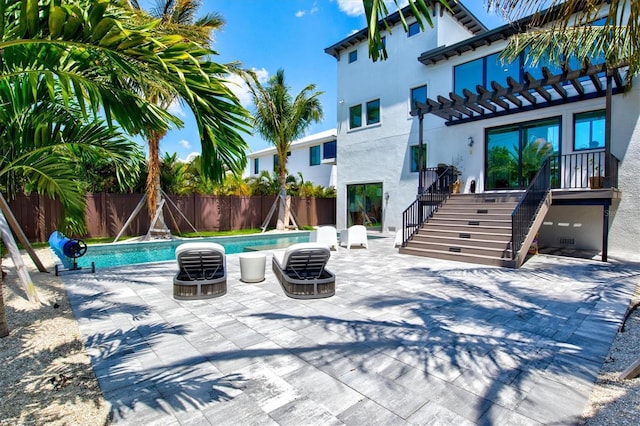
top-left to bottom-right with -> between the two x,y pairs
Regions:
8,194 -> 336,242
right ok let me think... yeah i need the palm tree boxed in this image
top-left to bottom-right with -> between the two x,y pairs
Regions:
246,69 -> 323,230
127,0 -> 227,235
0,0 -> 250,335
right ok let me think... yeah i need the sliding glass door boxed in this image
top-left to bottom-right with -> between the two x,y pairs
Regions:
346,183 -> 382,229
486,117 -> 560,190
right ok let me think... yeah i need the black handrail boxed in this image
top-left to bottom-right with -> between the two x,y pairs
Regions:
511,157 -> 551,260
550,150 -> 619,189
402,166 -> 455,246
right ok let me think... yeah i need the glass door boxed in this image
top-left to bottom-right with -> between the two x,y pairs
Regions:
347,183 -> 382,229
486,118 -> 560,190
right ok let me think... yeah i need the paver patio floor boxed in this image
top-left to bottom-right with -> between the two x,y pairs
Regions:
62,234 -> 639,425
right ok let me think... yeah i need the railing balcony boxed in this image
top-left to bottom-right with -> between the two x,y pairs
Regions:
550,150 -> 619,190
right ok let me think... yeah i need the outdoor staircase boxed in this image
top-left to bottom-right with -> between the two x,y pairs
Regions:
400,193 -> 525,268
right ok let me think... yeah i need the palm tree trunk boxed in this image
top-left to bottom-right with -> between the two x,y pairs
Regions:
276,166 -> 288,230
146,131 -> 161,220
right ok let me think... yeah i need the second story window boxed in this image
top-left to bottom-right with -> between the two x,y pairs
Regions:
410,144 -> 427,172
349,104 -> 362,129
310,145 -> 321,166
408,21 -> 420,37
410,85 -> 427,111
366,99 -> 380,125
253,158 -> 259,174
574,110 -> 605,151
348,50 -> 358,63
323,140 -> 336,160
273,154 -> 279,171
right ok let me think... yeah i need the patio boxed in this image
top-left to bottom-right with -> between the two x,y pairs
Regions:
62,234 -> 638,425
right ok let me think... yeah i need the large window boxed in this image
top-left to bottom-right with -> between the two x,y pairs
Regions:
410,85 -> 427,111
323,140 -> 336,160
486,117 -> 560,189
347,183 -> 383,228
366,99 -> 380,125
253,158 -> 259,174
410,144 -> 427,172
574,110 -> 605,150
349,104 -> 362,129
310,145 -> 321,166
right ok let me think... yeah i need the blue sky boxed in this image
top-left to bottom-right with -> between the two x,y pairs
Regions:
152,1 -> 506,161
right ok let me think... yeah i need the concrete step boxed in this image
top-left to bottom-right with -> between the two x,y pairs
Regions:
411,233 -> 512,250
399,246 -> 516,268
429,217 -> 512,227
434,212 -> 513,221
417,227 -> 512,242
423,222 -> 512,235
444,194 -> 523,204
436,206 -> 516,215
405,239 -> 512,257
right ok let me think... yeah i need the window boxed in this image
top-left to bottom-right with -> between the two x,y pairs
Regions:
366,99 -> 380,125
349,104 -> 362,129
408,21 -> 420,37
310,145 -> 321,166
323,140 -> 336,160
253,158 -> 259,174
574,110 -> 605,150
486,117 -> 560,189
348,50 -> 357,63
410,85 -> 427,111
410,144 -> 427,172
454,58 -> 484,95
273,152 -> 290,171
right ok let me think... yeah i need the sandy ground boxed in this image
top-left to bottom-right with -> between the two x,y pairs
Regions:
0,249 -> 638,425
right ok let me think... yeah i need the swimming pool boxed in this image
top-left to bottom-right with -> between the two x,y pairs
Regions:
75,232 -> 311,269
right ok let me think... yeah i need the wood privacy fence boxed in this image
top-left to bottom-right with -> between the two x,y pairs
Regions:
8,194 -> 336,242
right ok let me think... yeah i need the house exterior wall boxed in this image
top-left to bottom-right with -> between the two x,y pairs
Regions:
329,7 -> 640,260
244,129 -> 337,188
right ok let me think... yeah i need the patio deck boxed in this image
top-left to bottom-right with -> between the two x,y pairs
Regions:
62,234 -> 638,425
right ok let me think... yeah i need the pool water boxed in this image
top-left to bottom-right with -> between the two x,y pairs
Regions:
74,232 -> 310,269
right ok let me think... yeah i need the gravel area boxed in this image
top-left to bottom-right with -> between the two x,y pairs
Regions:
0,249 -> 638,425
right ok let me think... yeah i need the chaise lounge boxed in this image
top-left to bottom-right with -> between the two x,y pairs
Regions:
339,225 -> 369,249
173,242 -> 227,300
272,242 -> 335,299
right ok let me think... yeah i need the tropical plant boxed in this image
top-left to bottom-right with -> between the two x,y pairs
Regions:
246,69 -> 323,230
246,171 -> 280,196
127,0 -> 232,226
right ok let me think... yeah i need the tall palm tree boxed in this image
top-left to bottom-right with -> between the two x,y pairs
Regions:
128,0 -> 227,233
0,0 -> 250,336
246,69 -> 323,230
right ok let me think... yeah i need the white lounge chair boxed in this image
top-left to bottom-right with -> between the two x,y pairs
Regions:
173,242 -> 226,300
310,226 -> 339,250
272,242 -> 335,299
340,225 -> 369,249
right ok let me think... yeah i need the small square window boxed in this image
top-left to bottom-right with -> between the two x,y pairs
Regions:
408,21 -> 420,37
366,99 -> 380,125
348,50 -> 358,63
349,104 -> 362,129
574,110 -> 605,151
253,158 -> 259,174
410,144 -> 427,172
310,145 -> 321,166
323,140 -> 336,160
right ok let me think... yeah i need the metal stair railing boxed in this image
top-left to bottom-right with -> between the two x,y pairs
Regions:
401,166 -> 455,247
511,157 -> 551,260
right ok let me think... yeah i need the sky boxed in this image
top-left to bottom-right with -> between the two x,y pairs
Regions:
149,0 -> 506,162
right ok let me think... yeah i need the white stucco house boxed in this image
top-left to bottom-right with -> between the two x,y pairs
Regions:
325,1 -> 639,263
244,129 -> 337,189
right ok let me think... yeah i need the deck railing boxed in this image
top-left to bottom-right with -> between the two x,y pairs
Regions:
550,150 -> 619,189
511,158 -> 551,260
402,166 -> 455,246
